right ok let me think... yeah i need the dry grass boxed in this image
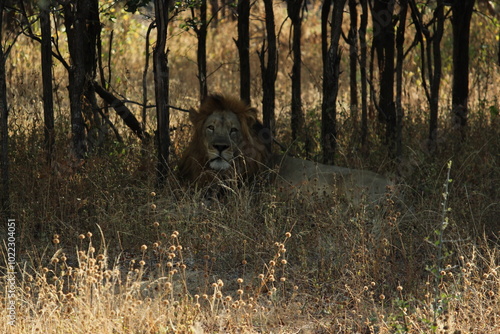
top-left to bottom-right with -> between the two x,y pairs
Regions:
2,2 -> 500,333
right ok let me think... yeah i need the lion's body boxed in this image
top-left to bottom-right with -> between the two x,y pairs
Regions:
179,95 -> 393,203
270,155 -> 392,204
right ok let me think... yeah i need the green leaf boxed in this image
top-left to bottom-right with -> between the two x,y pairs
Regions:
490,105 -> 499,117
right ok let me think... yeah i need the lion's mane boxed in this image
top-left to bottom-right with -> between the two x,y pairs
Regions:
178,94 -> 270,185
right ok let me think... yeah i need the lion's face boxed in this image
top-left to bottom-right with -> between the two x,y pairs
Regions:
203,111 -> 243,171
178,95 -> 269,185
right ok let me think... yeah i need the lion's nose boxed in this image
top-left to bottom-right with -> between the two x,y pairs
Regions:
213,144 -> 229,153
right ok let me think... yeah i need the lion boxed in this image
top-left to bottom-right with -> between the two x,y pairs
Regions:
178,94 -> 393,204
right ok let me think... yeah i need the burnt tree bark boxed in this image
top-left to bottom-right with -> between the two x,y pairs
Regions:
236,0 -> 250,104
85,3 -> 103,149
0,2 -> 10,216
359,0 -> 369,149
259,0 -> 278,153
287,0 -> 305,143
40,1 -> 54,163
62,0 -> 100,158
192,0 -> 208,101
428,1 -> 444,153
394,0 -> 408,159
153,0 -> 171,186
63,2 -> 88,159
348,0 -> 358,121
371,0 -> 396,157
451,0 -> 475,134
321,0 -> 346,165
143,23 -> 154,131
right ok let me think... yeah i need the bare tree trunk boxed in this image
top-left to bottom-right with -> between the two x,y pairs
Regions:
62,0 -> 101,157
0,2 -> 10,216
287,0 -> 305,143
451,0 -> 475,135
40,1 -> 54,163
429,1 -> 444,152
84,0 -> 102,149
63,1 -> 88,159
210,0 -> 219,25
321,0 -> 346,165
371,0 -> 396,157
236,0 -> 250,104
194,0 -> 208,101
348,0 -> 358,121
153,0 -> 171,186
143,23 -> 154,131
260,0 -> 277,153
395,0 -> 408,159
96,26 -> 112,136
359,0 -> 368,149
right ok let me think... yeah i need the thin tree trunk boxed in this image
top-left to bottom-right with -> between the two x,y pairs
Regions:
143,23 -> 154,131
287,0 -> 305,143
429,1 -> 444,152
395,0 -> 408,159
210,0 -> 219,25
0,2 -> 10,216
40,1 -> 54,163
348,0 -> 358,121
451,0 -> 475,134
359,0 -> 368,149
371,0 -> 396,157
260,0 -> 277,153
321,0 -> 346,165
236,0 -> 250,104
195,0 -> 208,101
97,28 -> 112,133
83,0 -> 101,148
321,0 -> 330,161
153,0 -> 170,186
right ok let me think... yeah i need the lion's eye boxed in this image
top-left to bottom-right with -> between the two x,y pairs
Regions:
207,125 -> 215,132
230,128 -> 238,135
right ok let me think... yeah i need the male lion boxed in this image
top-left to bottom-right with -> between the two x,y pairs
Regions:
178,94 -> 269,186
178,94 -> 393,204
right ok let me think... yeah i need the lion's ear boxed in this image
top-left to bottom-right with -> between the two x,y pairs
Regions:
188,108 -> 200,125
245,107 -> 258,127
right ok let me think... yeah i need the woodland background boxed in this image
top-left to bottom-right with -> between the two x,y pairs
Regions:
0,0 -> 499,333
